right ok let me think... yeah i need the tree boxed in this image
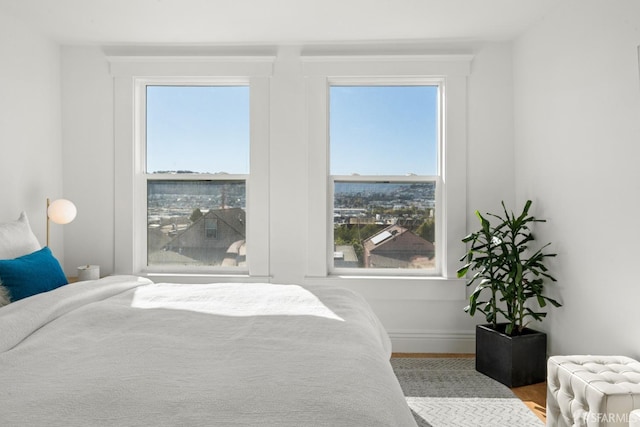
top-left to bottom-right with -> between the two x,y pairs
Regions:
190,208 -> 204,223
359,224 -> 381,241
416,218 -> 435,243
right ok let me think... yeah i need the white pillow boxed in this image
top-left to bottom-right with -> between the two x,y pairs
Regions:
0,212 -> 42,260
0,281 -> 10,307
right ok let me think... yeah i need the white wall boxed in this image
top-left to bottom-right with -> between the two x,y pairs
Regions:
8,0 -> 638,356
513,0 -> 640,357
61,48 -> 115,276
61,43 -> 515,352
0,13 -> 64,262
467,42 -> 516,222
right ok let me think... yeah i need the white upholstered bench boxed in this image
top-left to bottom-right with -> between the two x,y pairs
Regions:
547,355 -> 640,426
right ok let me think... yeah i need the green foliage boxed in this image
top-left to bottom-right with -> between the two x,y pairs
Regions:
334,224 -> 381,244
334,224 -> 383,267
359,224 -> 382,241
416,218 -> 435,243
457,200 -> 561,335
190,208 -> 204,223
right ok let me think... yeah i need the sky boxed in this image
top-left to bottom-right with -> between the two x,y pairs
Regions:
330,85 -> 438,176
146,84 -> 439,176
146,85 -> 250,174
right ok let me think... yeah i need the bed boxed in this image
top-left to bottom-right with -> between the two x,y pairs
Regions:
0,213 -> 417,426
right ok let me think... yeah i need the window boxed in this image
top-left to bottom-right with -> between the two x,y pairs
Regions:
205,218 -> 218,239
303,55 -> 469,283
145,85 -> 249,269
111,56 -> 271,278
329,84 -> 440,274
111,53 -> 465,285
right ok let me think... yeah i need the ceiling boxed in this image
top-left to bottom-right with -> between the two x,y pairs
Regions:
0,0 -> 563,45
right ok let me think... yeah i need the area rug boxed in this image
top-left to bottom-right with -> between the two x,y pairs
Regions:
391,358 -> 543,427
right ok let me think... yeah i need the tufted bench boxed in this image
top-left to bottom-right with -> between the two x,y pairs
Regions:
547,355 -> 640,426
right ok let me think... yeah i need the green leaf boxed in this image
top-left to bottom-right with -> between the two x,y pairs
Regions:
456,265 -> 469,278
546,297 -> 563,307
536,295 -> 547,308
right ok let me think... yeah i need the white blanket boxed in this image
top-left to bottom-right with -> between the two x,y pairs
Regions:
0,276 -> 416,427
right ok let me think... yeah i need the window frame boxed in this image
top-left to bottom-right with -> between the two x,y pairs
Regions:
327,78 -> 444,276
204,217 -> 218,239
111,57 -> 273,280
140,79 -> 250,275
303,55 -> 470,282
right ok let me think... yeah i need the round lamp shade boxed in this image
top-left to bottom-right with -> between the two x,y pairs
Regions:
47,199 -> 77,225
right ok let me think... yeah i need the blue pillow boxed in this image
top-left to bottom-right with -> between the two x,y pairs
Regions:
0,247 -> 68,302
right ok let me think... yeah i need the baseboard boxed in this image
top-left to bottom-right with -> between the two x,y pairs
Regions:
388,329 -> 475,354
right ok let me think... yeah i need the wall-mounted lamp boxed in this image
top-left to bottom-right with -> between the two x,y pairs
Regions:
46,198 -> 77,247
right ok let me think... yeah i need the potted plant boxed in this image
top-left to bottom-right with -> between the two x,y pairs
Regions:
457,200 -> 561,387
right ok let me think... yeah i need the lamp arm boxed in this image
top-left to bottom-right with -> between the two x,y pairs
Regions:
46,198 -> 51,247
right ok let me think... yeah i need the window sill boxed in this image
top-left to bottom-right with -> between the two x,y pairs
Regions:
304,275 -> 466,301
142,272 -> 272,284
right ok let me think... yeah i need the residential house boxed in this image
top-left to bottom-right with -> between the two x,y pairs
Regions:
162,208 -> 246,266
363,225 -> 435,269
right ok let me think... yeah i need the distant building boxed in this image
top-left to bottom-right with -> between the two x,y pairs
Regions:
363,224 -> 434,268
163,208 -> 246,265
347,217 -> 376,225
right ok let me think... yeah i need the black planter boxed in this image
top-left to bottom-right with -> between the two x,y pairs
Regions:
475,323 -> 547,388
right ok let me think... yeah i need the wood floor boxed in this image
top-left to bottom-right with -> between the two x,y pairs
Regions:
392,353 -> 547,423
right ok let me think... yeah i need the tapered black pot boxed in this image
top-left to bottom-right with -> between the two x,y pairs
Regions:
475,323 -> 547,388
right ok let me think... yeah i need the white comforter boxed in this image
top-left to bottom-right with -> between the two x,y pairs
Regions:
0,276 -> 416,427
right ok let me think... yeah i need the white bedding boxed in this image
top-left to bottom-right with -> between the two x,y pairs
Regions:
0,276 -> 416,426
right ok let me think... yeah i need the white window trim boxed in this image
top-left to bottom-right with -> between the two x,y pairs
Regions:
303,55 -> 471,286
328,76 -> 443,276
110,56 -> 273,281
